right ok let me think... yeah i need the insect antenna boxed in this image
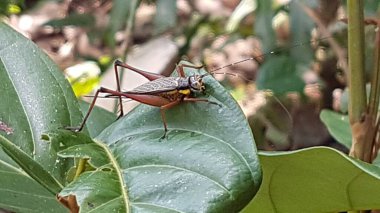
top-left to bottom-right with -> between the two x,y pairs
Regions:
206,36 -> 333,77
201,36 -> 334,124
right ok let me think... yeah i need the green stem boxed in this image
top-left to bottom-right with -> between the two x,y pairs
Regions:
367,23 -> 380,162
347,0 -> 368,161
368,27 -> 380,118
74,158 -> 87,180
347,0 -> 366,123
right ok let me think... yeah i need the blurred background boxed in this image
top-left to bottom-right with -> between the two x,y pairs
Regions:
1,0 -> 380,152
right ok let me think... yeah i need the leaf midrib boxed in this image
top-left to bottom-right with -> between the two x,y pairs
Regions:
0,56 -> 36,155
124,164 -> 230,193
95,140 -> 130,212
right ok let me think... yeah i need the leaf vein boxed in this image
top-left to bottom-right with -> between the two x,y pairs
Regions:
0,188 -> 54,199
124,164 -> 230,193
87,196 -> 122,213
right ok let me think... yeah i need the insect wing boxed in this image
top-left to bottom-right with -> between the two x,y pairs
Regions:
126,77 -> 180,94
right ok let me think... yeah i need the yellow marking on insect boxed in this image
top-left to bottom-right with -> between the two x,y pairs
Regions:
179,89 -> 191,95
165,90 -> 178,95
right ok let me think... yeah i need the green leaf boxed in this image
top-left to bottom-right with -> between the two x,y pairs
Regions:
0,160 -> 67,213
289,0 -> 315,65
61,170 -> 127,212
59,65 -> 262,212
243,147 -> 380,212
43,13 -> 95,28
255,0 -> 276,52
257,55 -> 305,94
0,135 -> 62,194
79,100 -> 117,138
320,109 -> 352,149
0,22 -> 82,210
58,142 -> 110,168
154,0 -> 177,34
41,129 -> 94,150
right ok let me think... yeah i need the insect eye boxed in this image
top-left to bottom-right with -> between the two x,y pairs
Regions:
191,81 -> 200,89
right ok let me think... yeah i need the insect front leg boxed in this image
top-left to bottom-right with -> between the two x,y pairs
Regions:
175,63 -> 204,77
113,62 -> 124,119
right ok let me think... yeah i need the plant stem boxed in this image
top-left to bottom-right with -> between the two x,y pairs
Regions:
347,0 -> 366,123
347,0 -> 368,161
367,21 -> 380,161
74,159 -> 87,180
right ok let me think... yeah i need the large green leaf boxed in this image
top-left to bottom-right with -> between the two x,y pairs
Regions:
0,22 -> 82,211
59,65 -> 262,212
243,147 -> 380,212
257,55 -> 305,94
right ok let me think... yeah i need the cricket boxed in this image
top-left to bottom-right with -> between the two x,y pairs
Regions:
68,36 -> 331,138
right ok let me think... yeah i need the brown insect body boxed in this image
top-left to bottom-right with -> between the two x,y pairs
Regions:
68,36 -> 332,138
70,60 -> 214,138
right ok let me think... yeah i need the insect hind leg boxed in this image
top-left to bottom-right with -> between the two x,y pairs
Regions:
114,60 -> 166,118
66,87 -> 124,132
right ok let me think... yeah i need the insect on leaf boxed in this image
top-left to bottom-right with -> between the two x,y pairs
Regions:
58,64 -> 262,212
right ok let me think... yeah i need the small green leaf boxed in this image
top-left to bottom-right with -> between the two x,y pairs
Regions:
255,0 -> 276,52
320,109 -> 352,148
289,0 -> 315,65
41,129 -> 94,151
43,13 -> 95,28
243,147 -> 380,212
257,55 -> 305,94
58,143 -> 110,168
0,135 -> 63,194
